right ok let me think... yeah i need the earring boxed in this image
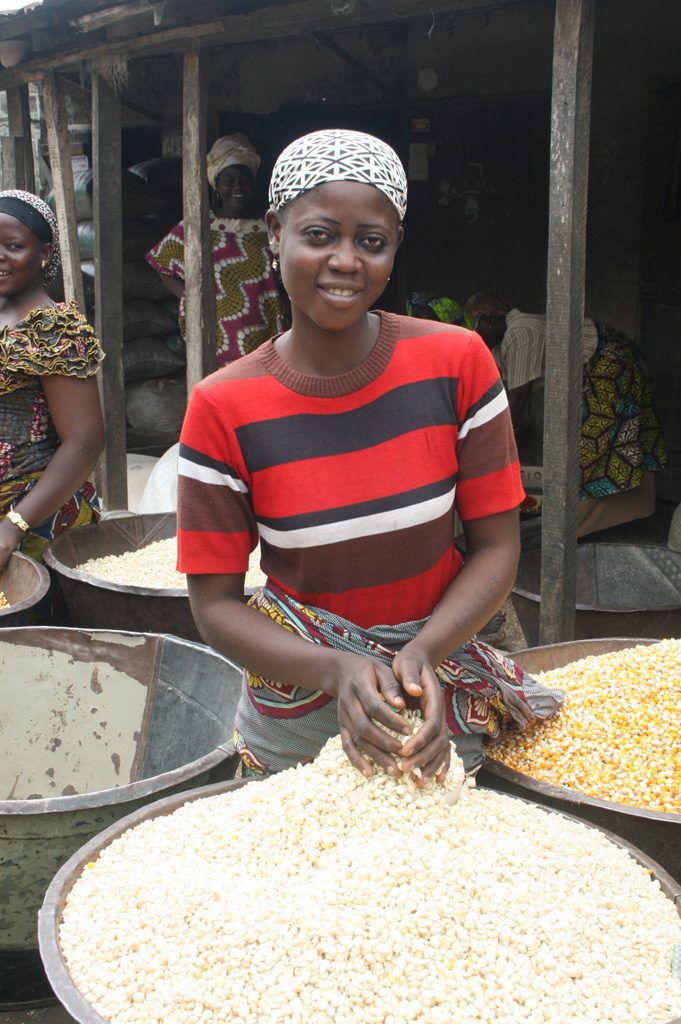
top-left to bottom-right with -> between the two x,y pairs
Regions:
41,260 -> 47,269
272,257 -> 279,271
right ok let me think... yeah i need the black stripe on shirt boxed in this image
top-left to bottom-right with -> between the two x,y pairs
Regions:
179,442 -> 242,480
236,377 -> 459,472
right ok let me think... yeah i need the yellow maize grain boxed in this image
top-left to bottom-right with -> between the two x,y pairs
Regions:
487,638 -> 681,814
0,589 -> 10,609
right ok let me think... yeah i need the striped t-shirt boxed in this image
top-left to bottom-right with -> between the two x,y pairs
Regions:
177,311 -> 524,629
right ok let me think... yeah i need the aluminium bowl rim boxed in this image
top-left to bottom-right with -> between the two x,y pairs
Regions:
0,626 -> 241,814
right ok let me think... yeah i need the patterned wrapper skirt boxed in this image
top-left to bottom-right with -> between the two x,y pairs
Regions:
234,584 -> 564,776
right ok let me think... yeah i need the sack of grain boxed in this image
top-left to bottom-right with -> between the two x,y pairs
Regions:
122,300 -> 176,341
123,337 -> 185,383
126,377 -> 186,436
47,169 -> 168,221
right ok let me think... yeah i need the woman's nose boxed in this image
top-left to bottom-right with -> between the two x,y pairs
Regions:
328,239 -> 359,271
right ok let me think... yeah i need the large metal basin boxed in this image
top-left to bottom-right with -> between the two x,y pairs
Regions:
0,626 -> 243,1007
512,543 -> 681,646
479,637 -> 681,884
37,778 -> 681,1024
43,512 -> 199,642
0,551 -> 50,628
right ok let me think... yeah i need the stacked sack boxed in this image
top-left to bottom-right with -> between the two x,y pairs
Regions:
49,165 -> 188,446
124,157 -> 187,443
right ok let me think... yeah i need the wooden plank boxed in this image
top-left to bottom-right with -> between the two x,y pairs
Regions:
41,69 -> 86,312
5,84 -> 35,192
183,47 -> 216,393
92,70 -> 127,511
0,0 -> 520,87
539,0 -> 594,645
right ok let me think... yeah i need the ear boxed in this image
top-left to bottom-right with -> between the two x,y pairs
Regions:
265,209 -> 282,252
40,242 -> 53,266
395,224 -> 404,251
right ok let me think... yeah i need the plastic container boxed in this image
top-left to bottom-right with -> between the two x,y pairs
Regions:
0,551 -> 51,628
512,542 -> 681,646
478,637 -> 681,884
37,777 -> 681,1024
0,626 -> 243,1007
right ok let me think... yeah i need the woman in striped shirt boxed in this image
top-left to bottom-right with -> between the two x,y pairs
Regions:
177,130 -> 562,782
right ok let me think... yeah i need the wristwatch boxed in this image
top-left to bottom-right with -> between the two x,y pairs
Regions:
5,509 -> 31,533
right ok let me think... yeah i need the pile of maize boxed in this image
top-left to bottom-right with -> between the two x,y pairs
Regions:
487,638 -> 681,813
74,537 -> 267,590
0,589 -> 9,609
60,717 -> 681,1024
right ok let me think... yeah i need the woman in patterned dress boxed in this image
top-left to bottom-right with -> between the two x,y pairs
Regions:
146,133 -> 286,368
0,189 -> 104,572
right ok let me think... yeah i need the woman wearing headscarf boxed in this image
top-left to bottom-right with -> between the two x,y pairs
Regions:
0,189 -> 104,572
146,132 -> 286,367
176,129 -> 563,783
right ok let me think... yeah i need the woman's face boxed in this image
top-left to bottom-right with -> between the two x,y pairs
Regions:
214,164 -> 255,217
267,181 -> 403,335
0,213 -> 51,298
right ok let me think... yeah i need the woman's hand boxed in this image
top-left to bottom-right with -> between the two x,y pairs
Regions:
0,518 -> 22,573
330,652 -> 413,779
391,641 -> 451,786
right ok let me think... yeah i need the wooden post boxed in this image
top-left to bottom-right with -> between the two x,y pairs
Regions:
182,47 -> 216,393
92,70 -> 127,511
539,0 -> 594,644
41,69 -> 86,311
5,84 -> 35,191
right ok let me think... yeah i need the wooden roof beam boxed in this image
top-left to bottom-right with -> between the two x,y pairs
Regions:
311,30 -> 402,104
0,0 -> 526,89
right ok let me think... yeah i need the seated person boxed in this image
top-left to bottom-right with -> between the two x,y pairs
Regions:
463,292 -> 667,537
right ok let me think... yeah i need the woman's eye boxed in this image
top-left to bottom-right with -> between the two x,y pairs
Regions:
305,228 -> 331,243
362,236 -> 386,252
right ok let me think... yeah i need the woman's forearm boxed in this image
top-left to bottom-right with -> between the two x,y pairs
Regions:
160,274 -> 185,300
412,509 -> 520,667
13,437 -> 103,530
189,583 -> 347,696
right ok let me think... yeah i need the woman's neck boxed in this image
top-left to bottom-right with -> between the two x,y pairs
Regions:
0,281 -> 52,329
275,312 -> 380,377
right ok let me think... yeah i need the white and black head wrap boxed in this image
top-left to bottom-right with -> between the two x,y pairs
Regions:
268,129 -> 408,222
0,189 -> 60,283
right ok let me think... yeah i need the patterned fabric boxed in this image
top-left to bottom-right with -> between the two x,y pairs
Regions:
268,129 -> 408,221
233,584 -> 564,775
206,133 -> 260,189
177,312 -> 524,629
146,217 -> 284,367
406,292 -> 475,329
0,301 -> 103,558
580,323 -> 667,498
0,189 -> 60,283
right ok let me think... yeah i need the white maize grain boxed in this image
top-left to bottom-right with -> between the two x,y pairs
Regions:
59,716 -> 681,1024
74,537 -> 267,591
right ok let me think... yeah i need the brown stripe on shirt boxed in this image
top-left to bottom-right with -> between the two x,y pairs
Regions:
457,409 -> 518,483
262,512 -> 456,595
